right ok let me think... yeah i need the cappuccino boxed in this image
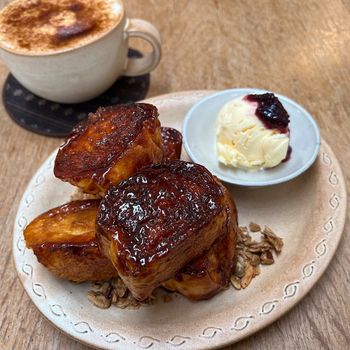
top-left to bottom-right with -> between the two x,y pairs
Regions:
0,0 -> 123,54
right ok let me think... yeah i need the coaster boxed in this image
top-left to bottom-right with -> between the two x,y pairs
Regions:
3,49 -> 150,137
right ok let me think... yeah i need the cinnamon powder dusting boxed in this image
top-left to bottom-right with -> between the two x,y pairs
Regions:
0,0 -> 123,53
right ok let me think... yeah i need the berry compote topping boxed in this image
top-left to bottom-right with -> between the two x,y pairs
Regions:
244,93 -> 290,133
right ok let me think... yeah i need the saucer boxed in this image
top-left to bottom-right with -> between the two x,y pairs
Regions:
3,49 -> 150,137
182,88 -> 321,186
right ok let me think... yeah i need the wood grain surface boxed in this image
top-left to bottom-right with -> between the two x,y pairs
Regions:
0,0 -> 349,349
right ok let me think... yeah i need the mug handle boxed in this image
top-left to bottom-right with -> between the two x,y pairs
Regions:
123,18 -> 161,76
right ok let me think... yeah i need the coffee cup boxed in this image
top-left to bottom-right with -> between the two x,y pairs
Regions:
0,0 -> 161,103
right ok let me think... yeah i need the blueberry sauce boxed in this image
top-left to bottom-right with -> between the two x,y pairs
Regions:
244,93 -> 290,133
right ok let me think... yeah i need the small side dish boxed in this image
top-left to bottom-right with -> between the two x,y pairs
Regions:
183,88 -> 321,186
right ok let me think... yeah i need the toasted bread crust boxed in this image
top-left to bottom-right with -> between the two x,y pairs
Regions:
97,160 -> 230,300
161,127 -> 182,161
54,103 -> 164,195
24,200 -> 118,282
162,192 -> 238,300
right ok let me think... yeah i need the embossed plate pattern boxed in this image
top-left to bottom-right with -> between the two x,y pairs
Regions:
13,91 -> 347,350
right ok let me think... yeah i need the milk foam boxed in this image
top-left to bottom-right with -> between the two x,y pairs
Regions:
0,0 -> 124,54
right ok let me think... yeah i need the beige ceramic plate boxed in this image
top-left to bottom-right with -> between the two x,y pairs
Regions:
13,91 -> 347,350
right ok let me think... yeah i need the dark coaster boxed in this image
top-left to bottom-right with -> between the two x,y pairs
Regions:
3,49 -> 150,137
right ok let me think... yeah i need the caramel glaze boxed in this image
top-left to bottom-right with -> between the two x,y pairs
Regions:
54,103 -> 161,185
38,200 -> 100,251
97,160 -> 226,275
161,127 -> 182,161
24,199 -> 118,282
162,187 -> 238,301
33,239 -> 118,282
25,199 -> 101,245
39,239 -> 97,256
174,206 -> 234,280
0,0 -> 120,52
35,240 -> 100,263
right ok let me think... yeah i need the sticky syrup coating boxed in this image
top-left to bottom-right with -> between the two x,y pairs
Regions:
54,103 -> 164,195
98,161 -> 224,266
97,160 -> 229,300
161,127 -> 182,161
163,193 -> 238,300
24,200 -> 118,282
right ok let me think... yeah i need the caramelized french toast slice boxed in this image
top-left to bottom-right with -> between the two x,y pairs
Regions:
54,103 -> 164,196
24,200 -> 118,282
162,195 -> 238,300
161,127 -> 182,161
97,160 -> 231,301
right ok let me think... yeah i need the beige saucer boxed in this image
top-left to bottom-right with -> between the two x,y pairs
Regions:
12,91 -> 347,350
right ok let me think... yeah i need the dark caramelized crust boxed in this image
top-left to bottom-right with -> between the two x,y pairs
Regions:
54,103 -> 164,195
97,160 -> 229,300
161,127 -> 182,161
162,193 -> 238,300
24,200 -> 118,282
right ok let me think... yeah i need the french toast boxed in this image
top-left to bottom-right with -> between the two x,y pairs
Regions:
24,200 -> 118,282
162,194 -> 238,300
161,127 -> 182,160
23,190 -> 238,300
96,160 -> 232,301
54,103 -> 164,196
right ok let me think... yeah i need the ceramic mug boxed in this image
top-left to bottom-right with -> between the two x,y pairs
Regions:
0,1 -> 161,104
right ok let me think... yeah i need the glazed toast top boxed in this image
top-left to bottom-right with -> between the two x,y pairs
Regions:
97,160 -> 226,271
54,103 -> 160,181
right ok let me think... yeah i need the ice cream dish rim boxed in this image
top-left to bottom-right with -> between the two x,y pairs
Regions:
182,88 -> 321,187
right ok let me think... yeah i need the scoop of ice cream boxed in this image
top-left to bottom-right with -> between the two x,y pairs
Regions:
216,93 -> 290,170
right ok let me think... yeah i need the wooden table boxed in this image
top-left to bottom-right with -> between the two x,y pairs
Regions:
0,1 -> 349,349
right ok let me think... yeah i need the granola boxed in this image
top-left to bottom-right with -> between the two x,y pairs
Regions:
88,277 -> 155,309
88,223 -> 284,308
230,223 -> 283,290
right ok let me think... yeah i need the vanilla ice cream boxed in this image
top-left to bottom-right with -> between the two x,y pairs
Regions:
216,93 -> 290,170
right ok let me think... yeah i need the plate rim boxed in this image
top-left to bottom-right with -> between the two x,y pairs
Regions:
182,88 -> 321,186
12,90 -> 347,350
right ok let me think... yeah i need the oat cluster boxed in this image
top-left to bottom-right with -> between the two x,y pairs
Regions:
230,223 -> 283,290
87,277 -> 154,309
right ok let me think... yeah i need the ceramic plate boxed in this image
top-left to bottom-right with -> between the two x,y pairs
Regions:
13,91 -> 346,350
183,89 -> 321,186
